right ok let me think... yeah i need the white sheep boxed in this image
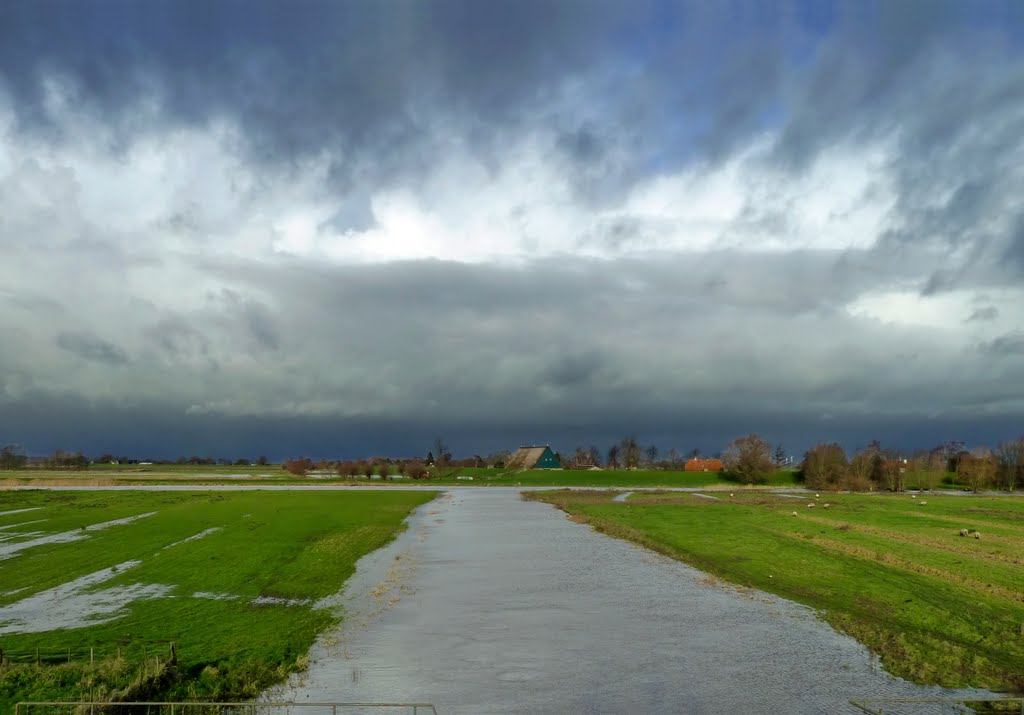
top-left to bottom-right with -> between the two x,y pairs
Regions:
823,503 -> 830,509
791,511 -> 798,517
974,531 -> 981,540
815,493 -> 820,499
920,501 -> 928,506
807,502 -> 815,508
911,494 -> 916,499
959,529 -> 968,537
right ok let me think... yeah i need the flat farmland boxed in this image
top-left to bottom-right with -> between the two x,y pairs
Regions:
527,489 -> 1024,693
0,489 -> 435,709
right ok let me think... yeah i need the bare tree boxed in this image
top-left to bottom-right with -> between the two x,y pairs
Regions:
773,444 -> 787,467
666,447 -> 683,471
620,436 -> 640,470
644,444 -> 659,467
958,448 -> 996,492
995,437 -> 1024,491
588,445 -> 602,468
800,443 -> 847,490
607,444 -> 621,469
722,434 -> 775,484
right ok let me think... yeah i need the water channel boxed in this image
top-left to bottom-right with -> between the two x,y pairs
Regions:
273,488 -> 992,714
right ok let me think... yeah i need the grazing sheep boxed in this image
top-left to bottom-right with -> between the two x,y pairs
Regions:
807,502 -> 815,508
815,493 -> 820,499
729,493 -> 735,498
959,529 -> 968,537
791,511 -> 798,517
920,501 -> 928,505
974,531 -> 981,540
823,503 -> 830,509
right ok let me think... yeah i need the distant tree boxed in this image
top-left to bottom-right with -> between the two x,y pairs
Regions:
235,458 -> 251,466
487,450 -> 511,468
425,451 -> 435,466
96,452 -> 117,464
256,455 -> 269,466
620,436 -> 640,470
995,438 -> 1024,491
879,449 -> 906,492
45,449 -> 88,470
665,448 -> 683,471
931,440 -> 967,473
773,444 -> 787,467
687,448 -> 701,459
849,442 -> 884,489
606,444 -> 621,469
958,448 -> 996,492
644,444 -> 659,467
588,445 -> 602,468
722,434 -> 775,484
363,461 -> 375,480
282,457 -> 312,476
377,462 -> 390,480
404,461 -> 427,479
0,445 -> 27,470
905,451 -> 938,491
799,443 -> 848,490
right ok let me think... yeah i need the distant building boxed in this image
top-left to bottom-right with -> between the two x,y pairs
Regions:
684,458 -> 724,472
506,445 -> 561,470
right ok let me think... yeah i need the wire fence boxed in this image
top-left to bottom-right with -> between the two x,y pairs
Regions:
0,641 -> 178,667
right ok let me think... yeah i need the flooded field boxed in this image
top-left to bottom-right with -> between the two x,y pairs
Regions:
275,489 -> 992,714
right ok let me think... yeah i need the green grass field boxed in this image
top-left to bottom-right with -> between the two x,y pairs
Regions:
526,489 -> 1024,693
0,489 -> 435,708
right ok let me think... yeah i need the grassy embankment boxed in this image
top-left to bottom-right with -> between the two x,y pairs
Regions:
527,489 -> 1024,693
1,464 -> 802,488
0,489 -> 435,709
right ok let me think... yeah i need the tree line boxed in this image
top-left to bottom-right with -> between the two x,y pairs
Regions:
797,438 -> 1024,492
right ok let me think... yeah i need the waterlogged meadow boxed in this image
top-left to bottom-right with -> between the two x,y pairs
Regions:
0,489 -> 435,709
527,490 -> 1024,693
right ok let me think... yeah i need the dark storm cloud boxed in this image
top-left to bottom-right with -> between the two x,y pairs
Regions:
55,331 -> 129,366
3,1 -> 1024,460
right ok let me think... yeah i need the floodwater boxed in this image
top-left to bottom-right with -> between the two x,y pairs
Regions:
274,489 -> 992,714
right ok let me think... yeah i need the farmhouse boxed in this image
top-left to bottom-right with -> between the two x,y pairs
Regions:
506,445 -> 561,469
685,458 -> 724,472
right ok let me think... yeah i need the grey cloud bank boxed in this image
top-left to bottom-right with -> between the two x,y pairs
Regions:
1,0 -> 1023,459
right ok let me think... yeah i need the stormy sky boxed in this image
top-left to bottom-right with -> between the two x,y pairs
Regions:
2,0 -> 1024,460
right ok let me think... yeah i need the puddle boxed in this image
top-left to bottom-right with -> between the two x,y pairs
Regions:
611,492 -> 633,502
251,596 -> 312,607
693,493 -> 721,500
163,527 -> 221,549
0,507 -> 42,517
192,591 -> 238,601
0,519 -> 48,531
0,512 -> 157,560
275,488 -> 994,715
0,560 -> 172,634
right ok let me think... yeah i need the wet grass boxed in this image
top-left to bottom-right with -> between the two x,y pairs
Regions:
0,489 -> 435,709
526,489 -> 1024,693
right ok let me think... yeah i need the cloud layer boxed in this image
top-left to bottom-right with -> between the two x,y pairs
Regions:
2,0 -> 1023,458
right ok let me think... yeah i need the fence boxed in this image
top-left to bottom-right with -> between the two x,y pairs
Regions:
15,703 -> 438,715
0,641 -> 177,667
849,697 -> 1024,714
